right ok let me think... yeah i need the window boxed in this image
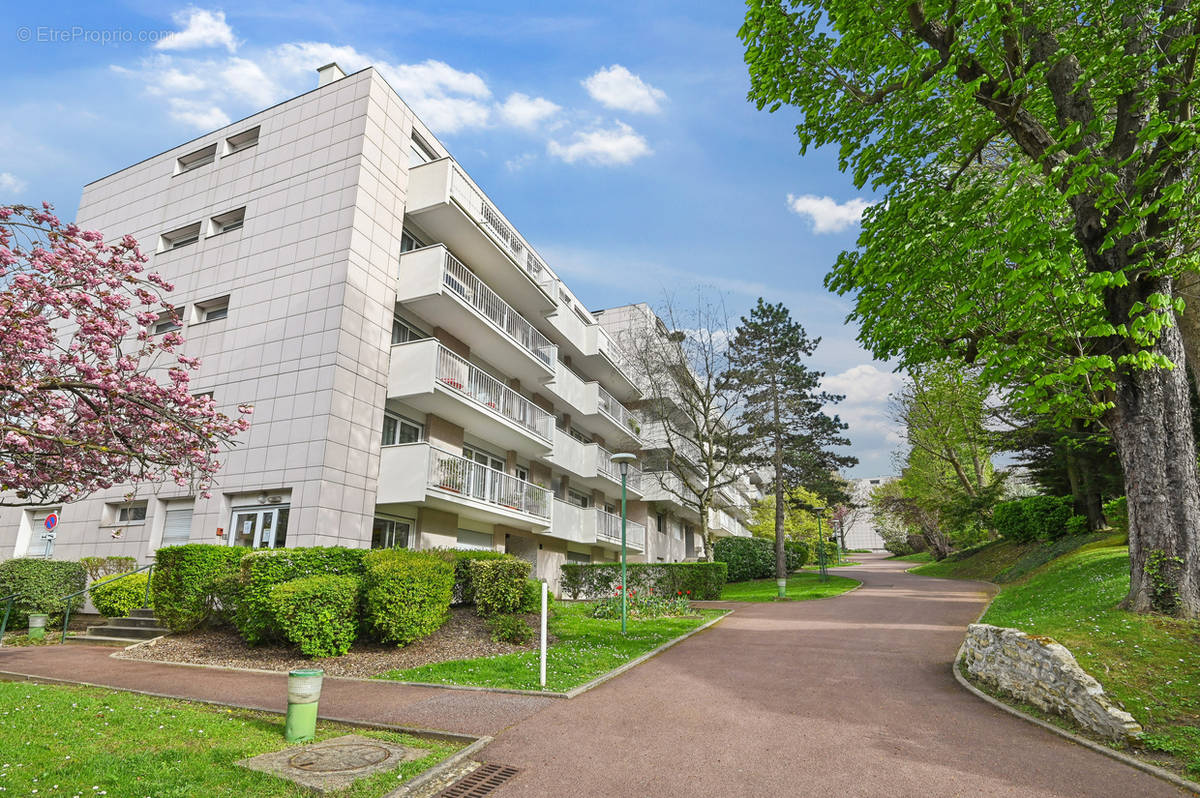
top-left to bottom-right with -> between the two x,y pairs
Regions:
456,529 -> 493,551
568,427 -> 591,444
399,230 -> 425,253
381,413 -> 423,446
26,508 -> 60,558
225,126 -> 260,155
515,465 -> 529,482
176,143 -> 217,174
391,317 -> 424,345
566,551 -> 592,564
161,505 -> 194,548
604,502 -> 616,514
211,207 -> 245,235
656,512 -> 668,535
153,309 -> 182,335
567,489 -> 592,509
196,296 -> 229,322
408,134 -> 436,168
372,517 -> 413,549
160,222 -> 201,251
108,501 -> 148,523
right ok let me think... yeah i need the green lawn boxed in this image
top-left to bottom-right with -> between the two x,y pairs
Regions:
720,572 -> 859,602
977,544 -> 1200,775
376,602 -> 724,692
0,681 -> 460,797
890,551 -> 933,563
801,560 -> 860,569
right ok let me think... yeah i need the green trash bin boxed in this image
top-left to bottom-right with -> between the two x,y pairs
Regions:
285,669 -> 323,743
27,613 -> 48,640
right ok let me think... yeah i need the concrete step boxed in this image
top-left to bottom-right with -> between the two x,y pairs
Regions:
65,634 -> 140,647
128,608 -> 158,619
110,615 -> 163,628
85,624 -> 167,640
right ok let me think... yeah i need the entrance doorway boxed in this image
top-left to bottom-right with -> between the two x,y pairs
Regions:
229,506 -> 290,549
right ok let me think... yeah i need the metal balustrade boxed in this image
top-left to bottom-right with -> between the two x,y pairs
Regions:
428,447 -> 551,519
597,385 -> 640,439
441,251 -> 557,368
596,508 -> 645,549
434,345 -> 554,440
448,165 -> 556,294
597,444 -> 642,490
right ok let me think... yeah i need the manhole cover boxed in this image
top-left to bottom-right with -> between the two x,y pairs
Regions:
438,763 -> 521,797
289,743 -> 392,773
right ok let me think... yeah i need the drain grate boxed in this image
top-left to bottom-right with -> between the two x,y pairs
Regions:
437,763 -> 521,797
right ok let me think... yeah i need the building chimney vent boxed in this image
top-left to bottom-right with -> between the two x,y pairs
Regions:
317,62 -> 345,88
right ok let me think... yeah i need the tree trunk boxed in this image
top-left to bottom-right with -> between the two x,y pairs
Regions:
1174,269 -> 1200,403
699,497 -> 714,562
1106,318 -> 1200,617
774,443 -> 786,586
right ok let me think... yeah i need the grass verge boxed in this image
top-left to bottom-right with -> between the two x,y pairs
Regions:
977,544 -> 1200,777
909,533 -> 1115,582
889,551 -> 933,563
0,680 -> 461,797
375,602 -> 723,692
720,572 -> 859,602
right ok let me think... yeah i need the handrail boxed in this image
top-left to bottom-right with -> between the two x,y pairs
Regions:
60,562 -> 155,643
0,593 -> 20,646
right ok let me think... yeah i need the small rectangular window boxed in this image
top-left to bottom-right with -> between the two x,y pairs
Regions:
109,501 -> 148,523
160,222 -> 202,251
566,551 -> 591,564
381,412 -> 423,445
391,317 -> 424,345
211,207 -> 245,235
153,308 -> 182,335
456,529 -> 493,551
569,427 -> 591,444
176,143 -> 217,174
399,230 -> 424,253
196,296 -> 229,323
567,489 -> 591,509
408,134 -> 436,168
225,126 -> 260,155
372,517 -> 413,549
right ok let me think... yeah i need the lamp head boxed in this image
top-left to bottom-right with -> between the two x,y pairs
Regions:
609,451 -> 637,476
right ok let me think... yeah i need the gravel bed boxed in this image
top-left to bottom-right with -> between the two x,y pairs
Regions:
116,607 -> 549,679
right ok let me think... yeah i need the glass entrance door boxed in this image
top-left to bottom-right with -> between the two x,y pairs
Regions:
462,446 -> 505,503
229,506 -> 290,549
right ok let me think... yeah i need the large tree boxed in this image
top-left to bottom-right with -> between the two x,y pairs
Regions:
743,2 -> 1200,616
729,299 -> 854,596
0,204 -> 251,506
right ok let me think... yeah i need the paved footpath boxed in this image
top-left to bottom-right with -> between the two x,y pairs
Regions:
0,553 -> 1187,796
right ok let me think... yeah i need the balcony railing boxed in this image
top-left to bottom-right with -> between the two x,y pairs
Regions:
441,251 -> 557,368
435,345 -> 555,440
597,508 -> 646,549
597,385 -> 640,439
597,444 -> 642,490
448,165 -> 556,295
428,447 -> 551,519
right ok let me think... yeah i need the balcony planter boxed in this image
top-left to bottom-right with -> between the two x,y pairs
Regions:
439,377 -> 465,390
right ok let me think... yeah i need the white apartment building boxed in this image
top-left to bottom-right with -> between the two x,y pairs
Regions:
841,476 -> 896,550
0,63 -> 679,590
593,303 -> 759,561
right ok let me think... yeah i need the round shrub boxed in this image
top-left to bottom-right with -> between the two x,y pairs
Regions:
784,541 -> 810,571
993,496 -> 1080,542
518,578 -> 554,613
362,549 -> 453,646
435,549 -> 509,605
487,613 -> 532,644
232,547 -> 367,644
90,572 -> 149,618
712,537 -> 774,582
269,575 -> 360,658
151,545 -> 246,632
468,557 -> 531,617
0,558 -> 87,629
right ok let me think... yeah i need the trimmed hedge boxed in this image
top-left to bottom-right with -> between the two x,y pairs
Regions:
90,572 -> 149,618
713,537 -> 774,582
559,561 -> 727,600
469,557 -> 532,616
0,558 -> 87,629
785,541 -> 810,571
437,549 -> 509,605
231,547 -> 367,644
362,549 -> 453,646
269,575 -> 360,658
151,545 -> 246,632
993,496 -> 1079,542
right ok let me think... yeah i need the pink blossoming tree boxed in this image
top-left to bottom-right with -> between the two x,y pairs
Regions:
0,204 -> 251,506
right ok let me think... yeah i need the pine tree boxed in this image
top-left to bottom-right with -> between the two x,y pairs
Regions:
729,299 -> 856,596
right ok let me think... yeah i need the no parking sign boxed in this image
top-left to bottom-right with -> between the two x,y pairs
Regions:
44,513 -> 58,531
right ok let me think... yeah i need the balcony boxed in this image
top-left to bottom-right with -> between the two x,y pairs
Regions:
707,507 -> 738,537
596,444 -> 642,491
388,339 -> 554,453
548,361 -> 641,447
551,500 -> 645,553
640,420 -> 702,468
377,443 -> 552,528
397,245 -> 557,385
549,430 -> 644,497
543,303 -> 641,402
406,158 -> 557,318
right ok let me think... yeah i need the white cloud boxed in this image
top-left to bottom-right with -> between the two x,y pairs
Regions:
219,57 -> 279,107
499,93 -> 560,129
505,153 -> 537,172
166,97 -> 230,129
155,8 -> 237,53
0,172 -> 28,195
547,121 -> 650,166
822,364 -> 904,405
583,65 -> 666,114
786,193 -> 875,234
821,364 -> 905,471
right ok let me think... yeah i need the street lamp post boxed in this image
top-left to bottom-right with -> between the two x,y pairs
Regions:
813,506 -> 828,583
610,452 -> 638,636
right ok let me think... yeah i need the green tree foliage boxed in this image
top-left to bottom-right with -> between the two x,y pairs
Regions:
729,299 -> 854,590
747,489 -> 823,541
741,2 -> 1200,616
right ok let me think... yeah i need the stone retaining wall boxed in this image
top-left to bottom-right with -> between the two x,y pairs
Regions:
959,623 -> 1142,741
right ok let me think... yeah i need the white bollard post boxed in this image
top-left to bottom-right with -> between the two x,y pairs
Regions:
539,580 -> 548,688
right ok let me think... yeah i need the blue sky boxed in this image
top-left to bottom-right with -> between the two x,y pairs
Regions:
0,1 -> 902,476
